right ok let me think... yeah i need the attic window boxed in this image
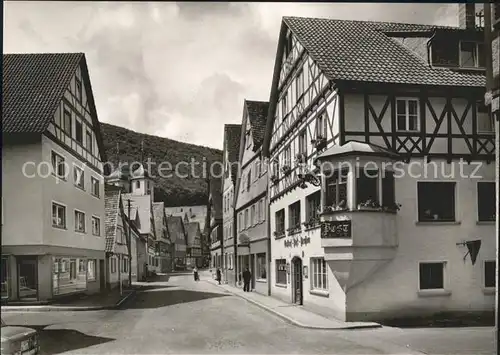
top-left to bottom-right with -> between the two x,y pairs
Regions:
431,39 -> 459,67
75,78 -> 82,102
459,41 -> 485,68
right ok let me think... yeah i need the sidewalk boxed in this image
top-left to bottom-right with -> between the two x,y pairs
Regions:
204,277 -> 380,330
1,287 -> 138,312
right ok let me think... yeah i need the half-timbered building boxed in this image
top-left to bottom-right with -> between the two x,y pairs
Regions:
221,124 -> 242,286
2,53 -> 107,301
234,100 -> 270,294
261,15 -> 496,321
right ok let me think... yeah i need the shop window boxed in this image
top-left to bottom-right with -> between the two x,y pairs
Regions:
418,182 -> 456,222
52,257 -> 86,295
275,259 -> 287,285
256,253 -> 267,280
87,259 -> 96,281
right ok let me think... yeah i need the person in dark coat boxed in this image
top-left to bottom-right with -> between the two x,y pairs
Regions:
216,268 -> 222,284
242,267 -> 251,292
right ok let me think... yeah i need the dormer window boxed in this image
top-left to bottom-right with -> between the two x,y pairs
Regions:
459,41 -> 485,68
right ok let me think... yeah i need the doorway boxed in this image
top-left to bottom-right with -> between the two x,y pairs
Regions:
17,256 -> 38,301
292,257 -> 303,305
99,259 -> 105,291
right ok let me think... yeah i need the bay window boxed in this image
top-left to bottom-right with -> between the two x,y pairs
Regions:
256,253 -> 267,280
326,169 -> 348,209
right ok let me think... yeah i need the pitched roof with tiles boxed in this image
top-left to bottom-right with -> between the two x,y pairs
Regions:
283,16 -> 485,87
245,100 -> 269,148
224,124 -> 242,184
185,222 -> 201,247
104,185 -> 122,253
166,216 -> 186,245
121,193 -> 153,235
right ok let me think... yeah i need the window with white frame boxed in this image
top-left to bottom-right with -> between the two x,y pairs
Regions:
92,216 -> 100,236
418,182 -> 456,222
246,130 -> 251,148
477,182 -> 496,222
288,201 -> 301,231
275,259 -> 287,285
91,177 -> 100,197
256,253 -> 266,280
255,160 -> 261,179
123,257 -> 128,273
306,191 -> 321,222
275,209 -> 285,236
459,41 -> 485,68
311,258 -> 328,290
484,261 -> 496,288
111,257 -> 117,273
251,205 -> 256,225
419,262 -> 445,290
52,203 -> 66,228
75,210 -> 85,232
296,69 -> 304,99
74,166 -> 84,189
51,151 -> 66,179
87,259 -> 96,281
316,113 -> 326,138
116,226 -> 124,244
298,130 -> 307,157
326,169 -> 348,208
284,145 -> 291,166
396,99 -> 419,131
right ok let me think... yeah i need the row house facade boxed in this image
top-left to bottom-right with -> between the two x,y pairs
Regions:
221,124 -> 241,285
152,202 -> 173,273
208,174 -> 223,270
165,205 -> 207,232
260,13 -> 496,322
234,101 -> 270,295
166,216 -> 187,270
2,53 -> 107,301
185,222 -> 203,268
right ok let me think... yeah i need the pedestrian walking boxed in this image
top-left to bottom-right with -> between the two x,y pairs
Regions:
243,267 -> 251,292
193,267 -> 199,281
216,268 -> 222,285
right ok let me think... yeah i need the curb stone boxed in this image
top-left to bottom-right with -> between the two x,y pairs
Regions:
203,280 -> 381,331
1,289 -> 138,312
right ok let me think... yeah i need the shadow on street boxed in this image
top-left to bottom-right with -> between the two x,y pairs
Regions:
10,325 -> 114,355
137,285 -> 175,291
123,289 -> 229,309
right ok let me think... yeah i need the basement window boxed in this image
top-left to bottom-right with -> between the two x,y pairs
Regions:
477,182 -> 496,222
459,41 -> 485,68
484,261 -> 496,289
419,262 -> 445,290
417,182 -> 456,222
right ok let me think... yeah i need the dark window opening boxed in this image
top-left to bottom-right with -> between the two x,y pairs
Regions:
326,169 -> 348,208
477,182 -> 496,221
306,191 -> 321,221
86,131 -> 93,153
382,171 -> 395,207
431,39 -> 459,67
275,209 -> 285,235
75,120 -> 83,144
419,262 -> 444,290
356,169 -> 378,205
418,182 -> 455,222
63,110 -> 72,136
484,261 -> 496,288
288,201 -> 301,230
276,259 -> 287,285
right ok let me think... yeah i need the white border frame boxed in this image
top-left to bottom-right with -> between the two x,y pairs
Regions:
74,208 -> 86,234
395,97 -> 421,133
415,180 -> 459,224
51,200 -> 67,229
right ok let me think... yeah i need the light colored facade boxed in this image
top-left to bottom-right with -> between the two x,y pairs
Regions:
166,216 -> 187,269
208,175 -> 223,271
152,202 -> 173,273
262,17 -> 495,322
164,205 -> 207,232
185,222 -> 203,268
221,124 -> 241,285
234,101 -> 269,294
2,53 -> 107,301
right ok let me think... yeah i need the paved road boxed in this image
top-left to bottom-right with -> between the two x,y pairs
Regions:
3,274 -> 495,354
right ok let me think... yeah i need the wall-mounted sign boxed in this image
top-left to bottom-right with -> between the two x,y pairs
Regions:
321,220 -> 351,239
300,236 -> 311,246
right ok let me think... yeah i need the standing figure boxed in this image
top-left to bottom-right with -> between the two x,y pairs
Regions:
243,267 -> 252,292
193,267 -> 199,281
216,268 -> 222,285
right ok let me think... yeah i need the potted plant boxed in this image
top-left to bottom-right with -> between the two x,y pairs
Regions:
295,152 -> 307,164
382,203 -> 402,212
357,199 -> 381,210
303,216 -> 320,229
281,165 -> 292,175
311,135 -> 327,150
270,174 -> 279,185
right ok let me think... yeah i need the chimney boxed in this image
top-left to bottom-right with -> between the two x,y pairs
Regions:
458,3 -> 476,29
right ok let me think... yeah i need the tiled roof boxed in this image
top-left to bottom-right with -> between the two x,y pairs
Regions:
245,100 -> 269,148
283,16 -> 486,87
224,124 -> 241,185
166,216 -> 186,245
121,193 -> 152,235
2,53 -> 84,133
185,222 -> 201,247
104,185 -> 122,253
152,202 -> 166,240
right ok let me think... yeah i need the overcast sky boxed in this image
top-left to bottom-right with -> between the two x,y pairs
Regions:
4,2 -> 459,150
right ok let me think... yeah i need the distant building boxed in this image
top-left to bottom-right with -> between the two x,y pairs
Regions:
2,53 -> 107,302
185,222 -> 203,268
152,202 -> 173,273
164,205 -> 207,232
208,173 -> 223,271
166,216 -> 187,270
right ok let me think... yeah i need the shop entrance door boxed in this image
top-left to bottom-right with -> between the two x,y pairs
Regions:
17,256 -> 38,301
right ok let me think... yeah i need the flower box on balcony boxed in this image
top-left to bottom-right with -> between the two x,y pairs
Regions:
286,224 -> 301,235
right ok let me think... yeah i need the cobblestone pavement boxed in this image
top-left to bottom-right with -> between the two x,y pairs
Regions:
2,274 -> 495,355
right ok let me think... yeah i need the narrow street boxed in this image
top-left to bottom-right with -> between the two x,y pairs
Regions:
2,273 -> 494,355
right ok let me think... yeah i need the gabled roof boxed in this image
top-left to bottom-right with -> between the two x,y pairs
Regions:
245,100 -> 269,149
121,193 -> 153,235
2,53 -> 107,160
184,222 -> 201,247
224,124 -> 242,185
104,185 -> 122,253
166,216 -> 186,245
283,17 -> 485,88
